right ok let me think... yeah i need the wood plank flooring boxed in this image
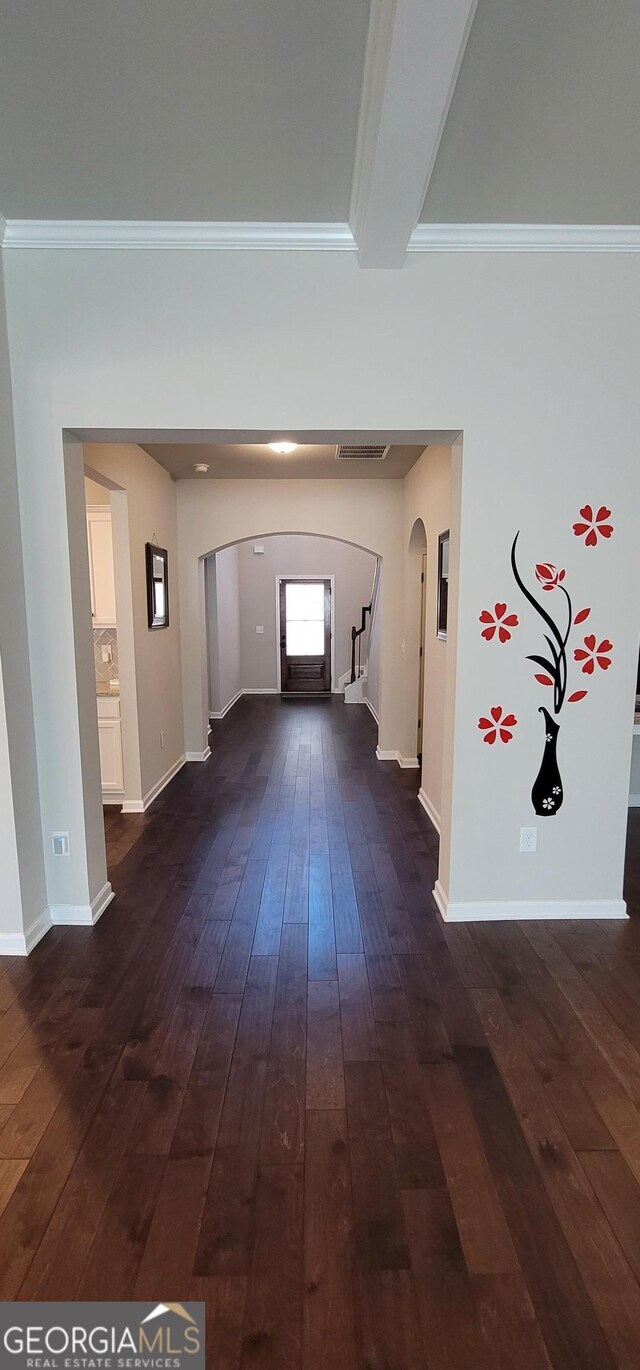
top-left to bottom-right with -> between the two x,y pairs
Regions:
2,695 -> 640,1367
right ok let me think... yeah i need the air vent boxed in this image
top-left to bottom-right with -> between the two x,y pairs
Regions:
335,444 -> 389,461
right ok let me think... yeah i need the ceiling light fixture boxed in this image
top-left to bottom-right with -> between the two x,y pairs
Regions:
268,441 -> 297,455
192,462 -> 209,473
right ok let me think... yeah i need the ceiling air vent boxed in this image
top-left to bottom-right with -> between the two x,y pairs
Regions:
335,444 -> 389,461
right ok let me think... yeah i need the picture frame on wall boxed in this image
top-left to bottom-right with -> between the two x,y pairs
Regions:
437,529 -> 449,639
146,543 -> 169,629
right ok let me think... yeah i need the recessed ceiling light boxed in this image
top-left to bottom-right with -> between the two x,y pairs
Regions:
192,462 -> 209,473
268,441 -> 297,455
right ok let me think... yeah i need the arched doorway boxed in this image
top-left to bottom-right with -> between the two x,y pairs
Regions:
405,518 -> 428,765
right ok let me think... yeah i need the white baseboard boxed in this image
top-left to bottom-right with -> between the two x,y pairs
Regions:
376,746 -> 399,762
375,744 -> 419,770
2,881 -> 116,956
434,880 -> 627,922
418,787 -> 441,834
50,880 -> 115,926
209,689 -> 243,720
364,698 -> 380,725
186,746 -> 211,762
629,794 -> 640,807
121,753 -> 186,813
102,793 -> 125,806
241,688 -> 279,695
0,905 -> 51,957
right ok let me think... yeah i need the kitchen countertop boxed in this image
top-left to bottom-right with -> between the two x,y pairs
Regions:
96,681 -> 120,697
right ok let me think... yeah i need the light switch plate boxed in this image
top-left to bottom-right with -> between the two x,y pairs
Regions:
256,625 -> 264,634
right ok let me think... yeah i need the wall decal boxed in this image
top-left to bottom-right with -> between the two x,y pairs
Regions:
478,707 -> 518,745
479,603 -> 519,642
572,504 -> 614,546
574,635 -> 614,674
510,531 -> 613,816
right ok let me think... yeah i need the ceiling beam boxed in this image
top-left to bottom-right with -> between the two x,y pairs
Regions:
349,0 -> 478,268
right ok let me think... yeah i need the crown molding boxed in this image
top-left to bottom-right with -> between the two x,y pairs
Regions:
1,220 -> 356,251
408,223 -> 640,252
1,219 -> 639,254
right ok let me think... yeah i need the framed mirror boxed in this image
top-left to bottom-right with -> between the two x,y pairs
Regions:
146,543 -> 169,629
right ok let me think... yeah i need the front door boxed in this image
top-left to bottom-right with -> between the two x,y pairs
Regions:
279,579 -> 331,694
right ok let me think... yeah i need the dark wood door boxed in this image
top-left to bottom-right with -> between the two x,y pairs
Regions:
279,579 -> 331,693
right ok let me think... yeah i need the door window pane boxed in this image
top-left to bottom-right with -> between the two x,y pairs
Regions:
285,582 -> 325,656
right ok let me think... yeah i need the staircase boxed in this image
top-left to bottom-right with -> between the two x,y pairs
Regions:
341,560 -> 380,704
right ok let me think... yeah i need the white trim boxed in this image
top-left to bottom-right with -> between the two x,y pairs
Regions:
375,743 -> 420,770
275,575 -> 335,693
364,697 -> 380,726
349,0 -> 478,266
49,880 -> 115,928
121,753 -> 186,813
376,746 -> 399,762
629,794 -> 640,807
408,224 -> 640,253
0,212 -> 6,246
0,905 -> 51,957
209,689 -> 243,720
434,883 -> 628,922
3,220 -> 639,257
240,687 -> 279,695
186,746 -> 211,762
2,220 -> 356,252
418,787 -> 441,834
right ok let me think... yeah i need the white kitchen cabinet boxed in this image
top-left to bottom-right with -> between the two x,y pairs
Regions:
98,718 -> 124,792
87,506 -> 117,627
97,696 -> 124,794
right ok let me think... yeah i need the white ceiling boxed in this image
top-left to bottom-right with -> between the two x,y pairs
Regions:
421,0 -> 640,224
140,442 -> 428,481
0,0 -> 368,221
0,0 -> 638,260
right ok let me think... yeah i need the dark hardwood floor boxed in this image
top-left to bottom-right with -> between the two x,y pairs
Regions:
2,695 -> 640,1366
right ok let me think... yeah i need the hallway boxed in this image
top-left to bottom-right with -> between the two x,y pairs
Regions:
2,696 -> 640,1365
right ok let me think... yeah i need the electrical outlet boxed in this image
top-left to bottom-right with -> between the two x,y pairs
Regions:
160,730 -> 165,749
520,827 -> 538,853
52,832 -> 70,856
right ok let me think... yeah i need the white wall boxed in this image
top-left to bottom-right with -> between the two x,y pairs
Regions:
403,446 -> 452,817
84,444 -> 184,801
0,658 -> 26,948
3,247 -> 639,921
177,479 -> 404,761
0,257 -> 46,942
206,544 -> 241,715
236,534 -> 376,690
366,601 -> 381,721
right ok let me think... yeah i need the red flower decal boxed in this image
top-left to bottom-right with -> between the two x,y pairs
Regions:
478,706 -> 517,745
479,602 -> 519,642
573,607 -> 591,625
535,563 -> 565,591
572,505 -> 613,547
568,690 -> 588,703
574,634 -> 613,674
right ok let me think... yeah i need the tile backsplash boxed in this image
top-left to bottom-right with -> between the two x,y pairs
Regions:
94,627 -> 119,683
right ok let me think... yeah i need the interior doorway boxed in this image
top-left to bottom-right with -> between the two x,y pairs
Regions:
417,550 -> 428,761
278,578 -> 332,694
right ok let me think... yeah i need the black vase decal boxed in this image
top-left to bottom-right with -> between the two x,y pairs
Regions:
531,707 -> 563,816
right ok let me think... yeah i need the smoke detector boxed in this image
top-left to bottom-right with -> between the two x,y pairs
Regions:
192,463 -> 209,473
